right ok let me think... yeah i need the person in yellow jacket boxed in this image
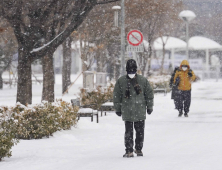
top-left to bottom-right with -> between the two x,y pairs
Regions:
174,60 -> 196,117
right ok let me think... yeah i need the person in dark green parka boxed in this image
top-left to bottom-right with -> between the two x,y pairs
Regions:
113,59 -> 154,158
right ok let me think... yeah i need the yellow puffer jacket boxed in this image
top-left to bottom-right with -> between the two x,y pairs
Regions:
174,60 -> 196,91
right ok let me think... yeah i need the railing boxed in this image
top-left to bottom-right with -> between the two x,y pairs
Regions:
195,67 -> 220,82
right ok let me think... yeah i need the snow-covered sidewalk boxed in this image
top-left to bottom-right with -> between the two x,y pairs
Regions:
1,81 -> 222,170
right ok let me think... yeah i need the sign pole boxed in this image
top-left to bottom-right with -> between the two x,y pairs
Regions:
120,0 -> 125,76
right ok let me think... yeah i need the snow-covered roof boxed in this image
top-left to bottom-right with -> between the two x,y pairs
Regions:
153,36 -> 187,50
189,36 -> 222,50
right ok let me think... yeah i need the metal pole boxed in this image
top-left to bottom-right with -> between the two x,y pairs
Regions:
186,21 -> 189,60
206,49 -> 209,79
115,11 -> 118,27
53,56 -> 56,84
171,48 -> 175,69
120,0 -> 125,76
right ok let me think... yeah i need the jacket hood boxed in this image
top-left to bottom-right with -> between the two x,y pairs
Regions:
180,60 -> 190,69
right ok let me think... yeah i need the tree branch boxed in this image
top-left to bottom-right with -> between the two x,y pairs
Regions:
30,3 -> 94,60
39,0 -> 60,22
96,0 -> 120,5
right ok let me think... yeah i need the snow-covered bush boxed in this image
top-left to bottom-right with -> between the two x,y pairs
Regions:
13,102 -> 58,139
148,75 -> 171,91
0,107 -> 19,161
55,100 -> 79,130
0,100 -> 78,161
0,100 -> 78,140
13,100 -> 78,139
80,84 -> 114,110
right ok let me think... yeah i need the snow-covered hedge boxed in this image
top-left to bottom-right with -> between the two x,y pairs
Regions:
13,100 -> 78,139
148,75 -> 171,91
0,100 -> 78,161
0,107 -> 19,161
80,84 -> 114,110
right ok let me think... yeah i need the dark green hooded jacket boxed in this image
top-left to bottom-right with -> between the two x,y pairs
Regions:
113,74 -> 154,122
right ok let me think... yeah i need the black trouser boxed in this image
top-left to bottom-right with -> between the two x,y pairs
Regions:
172,86 -> 179,109
176,90 -> 191,114
124,120 -> 145,153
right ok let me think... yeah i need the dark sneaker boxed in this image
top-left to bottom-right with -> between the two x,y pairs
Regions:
134,150 -> 143,156
184,114 -> 188,117
123,152 -> 134,158
178,111 -> 183,117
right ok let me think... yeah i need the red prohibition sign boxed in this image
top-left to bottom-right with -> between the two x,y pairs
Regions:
127,30 -> 143,46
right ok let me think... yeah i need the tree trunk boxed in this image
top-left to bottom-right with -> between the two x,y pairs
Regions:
115,64 -> 121,80
160,45 -> 166,75
16,47 -> 32,105
79,33 -> 88,86
97,52 -> 103,72
141,56 -> 146,77
82,56 -> 88,88
147,44 -> 153,77
42,52 -> 54,102
62,38 -> 72,94
0,72 -> 3,89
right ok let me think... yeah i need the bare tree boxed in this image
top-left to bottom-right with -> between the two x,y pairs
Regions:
75,0 -> 183,79
0,55 -> 11,89
157,1 -> 182,75
125,0 -> 183,76
0,20 -> 18,89
62,37 -> 72,94
74,3 -> 121,82
159,36 -> 169,74
0,0 -> 120,105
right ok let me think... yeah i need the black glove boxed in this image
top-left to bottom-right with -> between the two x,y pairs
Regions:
175,77 -> 180,86
169,79 -> 173,88
188,70 -> 193,77
116,112 -> 122,117
147,109 -> 153,115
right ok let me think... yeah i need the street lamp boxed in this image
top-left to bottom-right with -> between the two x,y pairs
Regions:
112,1 -> 125,76
179,10 -> 196,60
120,0 -> 126,76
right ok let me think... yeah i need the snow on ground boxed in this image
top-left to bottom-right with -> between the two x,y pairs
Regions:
0,73 -> 83,106
1,77 -> 222,170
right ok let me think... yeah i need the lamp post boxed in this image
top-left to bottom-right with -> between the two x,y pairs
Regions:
112,0 -> 126,76
112,6 -> 121,27
179,10 -> 196,60
112,0 -> 125,76
112,5 -> 122,79
120,0 -> 125,76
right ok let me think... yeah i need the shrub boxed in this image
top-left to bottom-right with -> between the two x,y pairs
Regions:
55,100 -> 79,130
13,102 -> 60,139
0,107 -> 19,161
1,100 -> 78,140
0,100 -> 78,161
13,100 -> 78,139
148,75 -> 171,92
80,84 -> 114,110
